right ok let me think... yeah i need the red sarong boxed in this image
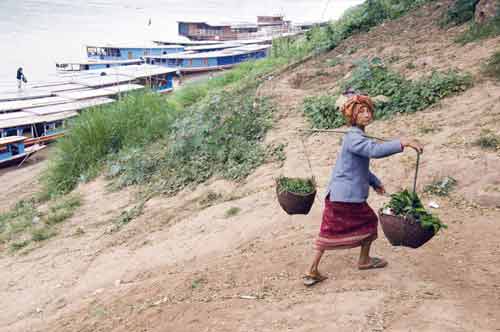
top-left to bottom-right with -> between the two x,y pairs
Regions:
315,195 -> 378,251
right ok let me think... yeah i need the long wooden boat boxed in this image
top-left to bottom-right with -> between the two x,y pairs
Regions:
144,44 -> 271,73
0,136 -> 46,168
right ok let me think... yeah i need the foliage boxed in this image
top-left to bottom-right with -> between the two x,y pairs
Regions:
424,176 -> 458,196
277,176 -> 316,195
303,95 -> 345,129
0,200 -> 38,244
384,189 -> 447,233
474,129 -> 500,150
225,207 -> 241,218
106,90 -> 275,196
441,0 -> 480,27
482,51 -> 500,80
455,16 -> 500,44
43,91 -> 181,196
0,194 -> 81,250
342,59 -> 472,119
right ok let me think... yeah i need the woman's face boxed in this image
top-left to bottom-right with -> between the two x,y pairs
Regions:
355,106 -> 373,127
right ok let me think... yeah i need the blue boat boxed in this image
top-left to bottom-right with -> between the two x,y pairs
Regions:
0,136 -> 46,168
144,44 -> 270,73
56,59 -> 144,72
86,43 -> 185,61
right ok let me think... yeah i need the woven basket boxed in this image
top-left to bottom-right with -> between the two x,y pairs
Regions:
276,186 -> 316,215
379,212 -> 435,249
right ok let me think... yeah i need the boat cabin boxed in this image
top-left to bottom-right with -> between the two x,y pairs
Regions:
0,136 -> 25,161
86,44 -> 185,61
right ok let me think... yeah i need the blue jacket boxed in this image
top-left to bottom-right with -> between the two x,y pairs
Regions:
327,126 -> 403,203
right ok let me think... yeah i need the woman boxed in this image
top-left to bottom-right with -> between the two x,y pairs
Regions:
303,94 -> 423,286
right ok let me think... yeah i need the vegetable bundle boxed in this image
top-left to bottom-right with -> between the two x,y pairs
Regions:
384,189 -> 447,233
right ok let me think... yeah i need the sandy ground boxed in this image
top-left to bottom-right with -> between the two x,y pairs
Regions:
1,2 -> 500,331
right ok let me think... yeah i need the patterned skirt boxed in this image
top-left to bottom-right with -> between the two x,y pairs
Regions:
315,195 -> 378,251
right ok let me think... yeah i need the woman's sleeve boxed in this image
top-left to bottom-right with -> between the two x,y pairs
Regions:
369,171 -> 382,188
346,133 -> 403,159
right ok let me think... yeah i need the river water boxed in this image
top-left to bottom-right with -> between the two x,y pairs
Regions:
0,0 -> 363,86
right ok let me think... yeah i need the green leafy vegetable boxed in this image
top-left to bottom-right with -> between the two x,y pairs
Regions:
384,189 -> 447,233
277,177 -> 316,195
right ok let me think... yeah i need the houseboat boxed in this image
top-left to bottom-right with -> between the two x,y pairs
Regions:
86,43 -> 185,61
55,58 -> 143,72
144,44 -> 271,73
0,136 -> 46,168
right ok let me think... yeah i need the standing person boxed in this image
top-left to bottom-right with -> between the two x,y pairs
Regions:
16,67 -> 27,89
303,95 -> 424,286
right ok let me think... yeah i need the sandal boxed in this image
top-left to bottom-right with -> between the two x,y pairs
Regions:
358,257 -> 388,270
302,273 -> 328,287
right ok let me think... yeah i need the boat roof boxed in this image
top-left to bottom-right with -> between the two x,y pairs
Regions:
184,42 -> 242,52
86,43 -> 184,49
25,98 -> 114,116
0,89 -> 53,102
56,59 -> 144,66
0,96 -> 71,113
85,64 -> 178,78
153,39 -> 221,46
177,20 -> 257,29
56,84 -> 143,100
145,44 -> 271,60
0,112 -> 78,129
71,74 -> 136,88
0,136 -> 25,145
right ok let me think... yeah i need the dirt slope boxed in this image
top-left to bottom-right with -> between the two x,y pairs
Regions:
1,2 -> 500,331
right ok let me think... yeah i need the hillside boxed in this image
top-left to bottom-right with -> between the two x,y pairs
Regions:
1,1 -> 500,331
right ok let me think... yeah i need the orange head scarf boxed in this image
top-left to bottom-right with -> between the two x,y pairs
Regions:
340,95 -> 375,126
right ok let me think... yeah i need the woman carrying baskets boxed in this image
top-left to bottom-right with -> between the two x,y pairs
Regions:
303,94 -> 423,286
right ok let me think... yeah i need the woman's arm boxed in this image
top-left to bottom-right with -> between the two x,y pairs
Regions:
347,133 -> 403,159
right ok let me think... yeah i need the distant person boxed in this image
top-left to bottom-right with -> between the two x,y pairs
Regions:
17,67 -> 27,89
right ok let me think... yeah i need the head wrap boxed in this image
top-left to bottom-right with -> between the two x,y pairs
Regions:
340,95 -> 374,126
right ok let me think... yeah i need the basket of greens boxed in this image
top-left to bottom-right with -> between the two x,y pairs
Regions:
380,189 -> 447,248
276,176 -> 317,215
379,150 -> 446,248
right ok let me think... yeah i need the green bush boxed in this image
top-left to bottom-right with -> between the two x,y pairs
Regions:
441,0 -> 480,27
302,95 -> 345,129
482,51 -> 500,79
106,89 -> 275,196
424,176 -> 458,196
455,16 -> 500,44
0,200 -> 38,244
342,59 -> 472,118
474,129 -> 500,150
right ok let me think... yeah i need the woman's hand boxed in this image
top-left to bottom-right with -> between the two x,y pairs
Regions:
375,185 -> 386,195
400,138 -> 424,154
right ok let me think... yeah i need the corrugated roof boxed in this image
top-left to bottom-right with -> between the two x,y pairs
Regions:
145,44 -> 270,60
0,96 -> 72,113
0,111 -> 78,129
56,84 -> 143,100
25,98 -> 114,116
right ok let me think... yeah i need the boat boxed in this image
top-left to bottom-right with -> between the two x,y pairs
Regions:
85,43 -> 185,61
55,58 -> 144,72
144,44 -> 271,73
0,136 -> 46,168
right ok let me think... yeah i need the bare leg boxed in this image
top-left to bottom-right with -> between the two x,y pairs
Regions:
358,239 -> 372,266
308,249 -> 325,275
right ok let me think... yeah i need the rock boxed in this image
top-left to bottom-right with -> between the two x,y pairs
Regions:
372,95 -> 390,104
475,0 -> 500,24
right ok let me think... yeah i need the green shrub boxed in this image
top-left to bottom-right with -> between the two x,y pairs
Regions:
303,95 -> 345,129
455,16 -> 500,44
106,90 -> 275,196
31,227 -> 57,242
0,200 -> 38,244
342,59 -> 472,118
277,177 -> 316,195
474,129 -> 500,150
225,207 -> 241,218
441,0 -> 480,27
424,176 -> 458,196
482,51 -> 500,80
